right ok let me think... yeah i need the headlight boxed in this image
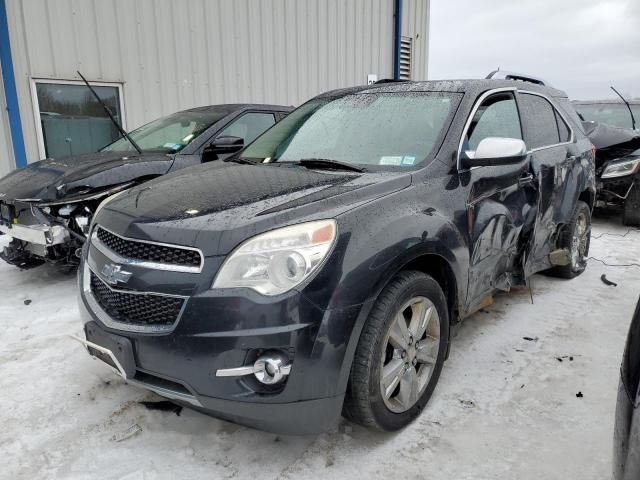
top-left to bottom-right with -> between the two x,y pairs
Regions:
212,219 -> 337,295
601,157 -> 640,178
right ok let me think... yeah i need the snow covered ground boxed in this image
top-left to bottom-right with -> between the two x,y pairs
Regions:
1,215 -> 639,480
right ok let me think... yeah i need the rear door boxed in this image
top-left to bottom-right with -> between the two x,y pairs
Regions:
459,89 -> 536,311
516,91 -> 579,276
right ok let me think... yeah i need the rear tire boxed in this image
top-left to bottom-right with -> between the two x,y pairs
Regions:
547,200 -> 591,279
344,271 -> 449,431
623,182 -> 640,227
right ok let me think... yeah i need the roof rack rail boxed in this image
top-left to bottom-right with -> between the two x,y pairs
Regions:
486,70 -> 551,87
373,79 -> 411,84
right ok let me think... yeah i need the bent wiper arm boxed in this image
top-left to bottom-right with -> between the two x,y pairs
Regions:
611,86 -> 637,131
77,71 -> 143,155
295,158 -> 365,173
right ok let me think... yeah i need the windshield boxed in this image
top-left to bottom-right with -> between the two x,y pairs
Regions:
241,92 -> 460,168
575,103 -> 640,129
101,109 -> 228,153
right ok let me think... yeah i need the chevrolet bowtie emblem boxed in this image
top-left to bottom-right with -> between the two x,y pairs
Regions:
101,264 -> 132,286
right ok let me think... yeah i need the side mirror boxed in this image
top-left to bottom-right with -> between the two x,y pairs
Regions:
205,136 -> 244,155
460,137 -> 527,169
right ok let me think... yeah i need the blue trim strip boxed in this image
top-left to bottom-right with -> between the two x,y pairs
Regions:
0,0 -> 27,168
393,0 -> 403,80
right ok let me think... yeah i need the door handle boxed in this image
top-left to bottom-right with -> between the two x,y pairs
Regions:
518,173 -> 534,187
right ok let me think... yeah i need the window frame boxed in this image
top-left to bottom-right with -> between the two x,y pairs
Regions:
458,87 -> 576,171
29,78 -> 126,159
457,87 -> 520,171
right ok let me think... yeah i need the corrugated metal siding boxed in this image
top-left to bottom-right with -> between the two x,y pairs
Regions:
0,61 -> 15,176
402,0 -> 430,80
3,0 -> 429,168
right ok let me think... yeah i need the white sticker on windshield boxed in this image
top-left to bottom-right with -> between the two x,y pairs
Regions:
402,156 -> 416,165
163,143 -> 182,150
379,156 -> 403,165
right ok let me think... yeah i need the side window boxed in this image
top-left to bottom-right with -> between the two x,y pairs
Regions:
465,92 -> 522,155
555,110 -> 571,143
218,112 -> 276,145
518,93 -> 560,149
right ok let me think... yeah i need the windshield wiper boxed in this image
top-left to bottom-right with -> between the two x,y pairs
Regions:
225,156 -> 258,165
293,158 -> 365,173
77,71 -> 143,155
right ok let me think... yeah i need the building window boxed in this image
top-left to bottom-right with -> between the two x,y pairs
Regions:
399,36 -> 412,80
31,79 -> 125,159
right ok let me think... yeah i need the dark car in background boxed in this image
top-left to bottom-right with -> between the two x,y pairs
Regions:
574,100 -> 640,225
73,77 -> 595,434
614,297 -> 640,480
0,104 -> 292,269
581,121 -> 640,225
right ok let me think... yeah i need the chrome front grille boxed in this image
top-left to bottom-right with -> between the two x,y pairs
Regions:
94,226 -> 202,271
89,271 -> 185,329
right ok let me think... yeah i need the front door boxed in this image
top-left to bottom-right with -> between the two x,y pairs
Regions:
459,90 -> 536,312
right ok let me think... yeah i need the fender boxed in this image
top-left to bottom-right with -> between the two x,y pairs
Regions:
332,229 -> 468,397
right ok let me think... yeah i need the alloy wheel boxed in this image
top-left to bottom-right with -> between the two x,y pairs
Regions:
380,296 -> 440,413
571,212 -> 589,269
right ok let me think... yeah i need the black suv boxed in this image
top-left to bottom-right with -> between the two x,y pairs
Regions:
0,104 -> 291,269
75,78 -> 595,434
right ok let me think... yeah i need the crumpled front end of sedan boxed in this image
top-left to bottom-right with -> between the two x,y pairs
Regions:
0,185 -> 129,269
0,151 -> 174,269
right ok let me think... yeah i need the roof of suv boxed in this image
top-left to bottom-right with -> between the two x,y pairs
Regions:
316,79 -> 568,100
573,99 -> 640,105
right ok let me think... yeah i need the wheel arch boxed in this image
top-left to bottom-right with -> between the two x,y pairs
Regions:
337,245 -> 465,397
578,188 -> 595,211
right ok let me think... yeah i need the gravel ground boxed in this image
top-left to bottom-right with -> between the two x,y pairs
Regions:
1,214 -> 638,480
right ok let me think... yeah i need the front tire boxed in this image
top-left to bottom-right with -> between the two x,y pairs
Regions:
344,271 -> 449,431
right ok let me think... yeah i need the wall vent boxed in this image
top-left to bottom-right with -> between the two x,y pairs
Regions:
399,36 -> 412,80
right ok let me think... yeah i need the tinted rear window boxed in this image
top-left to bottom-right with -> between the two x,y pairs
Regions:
555,110 -> 571,142
518,93 -> 560,149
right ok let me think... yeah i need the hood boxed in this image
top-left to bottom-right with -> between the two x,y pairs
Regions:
0,151 -> 174,203
582,121 -> 640,169
98,161 -> 412,256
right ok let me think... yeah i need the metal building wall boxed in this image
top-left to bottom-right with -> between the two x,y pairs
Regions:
3,0 -> 429,169
0,61 -> 15,176
402,0 -> 430,81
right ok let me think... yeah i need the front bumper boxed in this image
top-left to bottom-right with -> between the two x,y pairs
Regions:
76,258 -> 362,434
0,222 -> 69,246
596,171 -> 637,208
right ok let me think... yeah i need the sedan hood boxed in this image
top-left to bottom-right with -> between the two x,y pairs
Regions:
98,162 -> 412,256
583,121 -> 640,169
0,151 -> 174,203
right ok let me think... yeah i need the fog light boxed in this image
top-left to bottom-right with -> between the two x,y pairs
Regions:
215,351 -> 292,384
253,353 -> 291,385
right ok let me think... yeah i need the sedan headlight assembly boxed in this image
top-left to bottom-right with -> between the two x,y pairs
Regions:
213,219 -> 337,295
601,157 -> 640,179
